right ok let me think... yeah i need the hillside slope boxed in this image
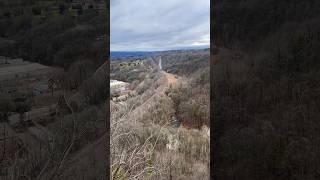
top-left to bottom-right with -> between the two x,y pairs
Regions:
213,1 -> 320,179
111,51 -> 209,179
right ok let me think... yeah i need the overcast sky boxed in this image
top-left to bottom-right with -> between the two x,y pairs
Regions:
111,0 -> 210,51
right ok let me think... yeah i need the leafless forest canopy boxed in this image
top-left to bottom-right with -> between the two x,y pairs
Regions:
110,49 -> 210,179
0,0 -> 108,179
213,0 -> 320,179
3,0 -> 319,179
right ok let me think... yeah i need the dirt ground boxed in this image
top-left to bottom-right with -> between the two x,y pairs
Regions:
164,72 -> 178,85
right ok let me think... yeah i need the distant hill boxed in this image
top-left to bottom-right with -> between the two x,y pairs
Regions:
110,51 -> 157,59
0,0 -> 106,68
110,48 -> 209,60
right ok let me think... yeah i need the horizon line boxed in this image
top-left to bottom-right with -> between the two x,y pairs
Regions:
110,46 -> 210,52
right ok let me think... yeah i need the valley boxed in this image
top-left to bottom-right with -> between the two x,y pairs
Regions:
110,49 -> 210,179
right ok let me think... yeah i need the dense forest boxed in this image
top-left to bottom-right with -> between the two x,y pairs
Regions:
0,0 -> 106,68
213,0 -> 320,179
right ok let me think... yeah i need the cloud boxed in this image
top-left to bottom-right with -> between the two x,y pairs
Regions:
111,0 -> 210,51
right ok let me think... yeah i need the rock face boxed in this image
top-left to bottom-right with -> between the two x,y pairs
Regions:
170,115 -> 181,128
201,125 -> 210,138
166,133 -> 180,151
110,80 -> 131,99
110,80 -> 129,89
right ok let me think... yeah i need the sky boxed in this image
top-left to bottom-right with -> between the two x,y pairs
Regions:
110,0 -> 210,51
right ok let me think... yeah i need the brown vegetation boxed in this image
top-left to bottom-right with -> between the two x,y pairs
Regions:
213,1 -> 320,179
111,50 -> 209,179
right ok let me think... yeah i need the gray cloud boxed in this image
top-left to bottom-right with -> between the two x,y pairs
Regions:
111,0 -> 210,51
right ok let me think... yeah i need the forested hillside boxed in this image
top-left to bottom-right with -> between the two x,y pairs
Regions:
157,50 -> 210,127
213,0 -> 320,179
0,1 -> 108,178
158,49 -> 209,76
110,49 -> 210,179
214,0 -> 320,48
0,0 -> 106,68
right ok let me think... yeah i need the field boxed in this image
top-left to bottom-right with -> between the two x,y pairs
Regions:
0,58 -> 50,81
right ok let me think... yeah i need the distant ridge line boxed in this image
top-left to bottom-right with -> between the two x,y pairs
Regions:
110,47 -> 209,59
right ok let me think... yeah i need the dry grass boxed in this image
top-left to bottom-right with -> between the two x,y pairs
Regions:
111,73 -> 209,179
